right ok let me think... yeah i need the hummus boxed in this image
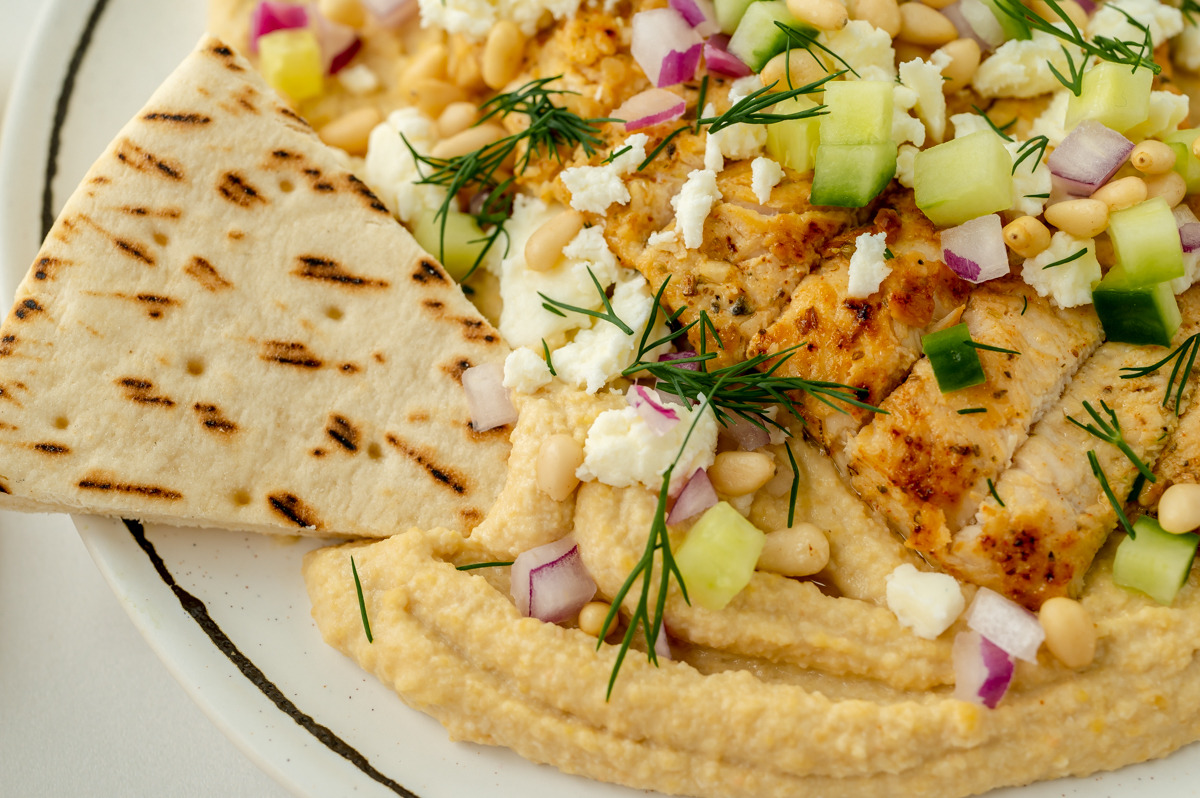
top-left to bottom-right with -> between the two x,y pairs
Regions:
304,387 -> 1200,798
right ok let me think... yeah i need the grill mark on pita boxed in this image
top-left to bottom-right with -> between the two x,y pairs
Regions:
31,442 -> 70,455
423,300 -> 444,313
277,106 -> 310,128
267,492 -> 321,528
194,403 -> 238,434
347,175 -> 390,214
339,363 -> 360,374
311,448 -> 326,457
218,172 -> 268,208
441,358 -> 472,383
114,237 -> 155,264
79,473 -> 183,500
457,317 -> 499,344
0,335 -> 16,357
326,415 -> 360,452
407,410 -> 429,423
209,43 -> 245,71
135,294 -> 176,318
116,377 -> 175,407
459,507 -> 483,524
412,260 -> 445,284
385,434 -> 469,495
0,481 -> 9,494
291,255 -> 389,289
34,257 -> 68,281
271,149 -> 299,161
118,205 -> 181,219
143,112 -> 211,125
228,230 -> 245,240
373,351 -> 386,364
184,256 -> 233,292
114,138 -> 183,181
13,299 -> 44,321
261,341 -> 322,369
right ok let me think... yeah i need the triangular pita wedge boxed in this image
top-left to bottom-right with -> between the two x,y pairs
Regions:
0,34 -> 511,537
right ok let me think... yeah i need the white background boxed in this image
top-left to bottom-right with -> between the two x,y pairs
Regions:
0,2 -> 291,794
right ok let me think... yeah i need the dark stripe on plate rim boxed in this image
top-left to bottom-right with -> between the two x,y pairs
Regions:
123,519 -> 416,797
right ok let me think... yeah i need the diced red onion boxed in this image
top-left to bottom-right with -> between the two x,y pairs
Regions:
632,8 -> 705,88
1175,205 -> 1200,252
666,468 -> 718,524
462,362 -> 518,433
952,630 -> 1015,709
655,387 -> 689,408
955,0 -> 1005,50
511,535 -> 597,623
724,414 -> 772,451
940,214 -> 1009,283
653,624 -> 673,660
659,351 -> 701,371
703,34 -> 753,78
670,0 -> 720,36
627,385 -> 682,436
360,0 -> 419,28
965,587 -> 1045,663
1075,0 -> 1096,13
250,1 -> 309,53
311,11 -> 362,74
1048,120 -> 1134,197
614,88 -> 687,132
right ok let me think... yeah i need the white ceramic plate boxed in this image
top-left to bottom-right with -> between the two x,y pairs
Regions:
3,1 -> 1200,796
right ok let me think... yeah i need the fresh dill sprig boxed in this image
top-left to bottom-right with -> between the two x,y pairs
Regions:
1067,400 -> 1156,481
1120,333 -> 1200,415
884,247 -> 896,260
1013,135 -> 1049,175
1184,0 -> 1200,25
540,266 -> 635,334
1025,193 -> 1051,199
971,105 -> 1014,141
1043,248 -> 1087,269
958,407 -> 988,414
695,75 -> 709,134
775,22 -> 860,78
602,145 -> 632,164
456,561 -> 515,571
351,555 -> 373,644
987,478 -> 1005,507
1021,296 -> 1029,315
966,341 -> 1022,356
784,443 -> 801,527
542,339 -> 557,376
404,76 -> 614,279
1089,450 -> 1135,536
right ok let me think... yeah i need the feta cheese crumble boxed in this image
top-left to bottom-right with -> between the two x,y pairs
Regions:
1176,21 -> 1200,72
895,143 -> 918,188
973,29 -> 1082,98
560,134 -> 650,214
418,0 -> 582,39
672,169 -> 722,249
751,157 -> 783,204
1022,231 -> 1102,308
503,347 -> 553,394
1030,90 -> 1071,147
647,228 -> 679,248
899,51 -> 951,143
337,64 -> 379,95
363,109 -> 449,224
577,397 -> 719,493
892,84 -> 926,147
1089,0 -> 1182,48
822,20 -> 896,82
886,564 -> 965,640
847,231 -> 891,299
1124,90 -> 1190,141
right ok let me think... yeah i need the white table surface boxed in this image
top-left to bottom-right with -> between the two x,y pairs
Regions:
0,2 -> 292,795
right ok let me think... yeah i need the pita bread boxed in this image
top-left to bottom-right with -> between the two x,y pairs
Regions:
0,34 -> 511,538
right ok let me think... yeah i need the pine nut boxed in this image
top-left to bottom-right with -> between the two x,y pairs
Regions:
1091,176 -> 1148,212
854,0 -> 902,36
760,49 -> 828,91
1131,140 -> 1178,174
1158,482 -> 1200,533
920,0 -> 957,10
757,522 -> 830,577
398,44 -> 448,87
897,3 -> 958,46
893,40 -> 933,65
317,107 -> 383,155
578,601 -> 615,638
405,77 -> 467,119
936,38 -> 981,93
536,434 -> 584,501
1038,597 -> 1096,669
318,0 -> 366,28
430,123 -> 506,160
448,34 -> 486,91
787,0 -> 849,30
524,210 -> 585,272
437,101 -> 480,139
1145,170 -> 1187,207
708,451 -> 776,497
1045,198 -> 1109,238
1002,215 -> 1052,258
483,20 -> 526,90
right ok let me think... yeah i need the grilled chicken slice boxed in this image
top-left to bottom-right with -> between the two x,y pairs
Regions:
746,187 -> 971,460
944,288 -> 1200,609
845,279 -> 1103,561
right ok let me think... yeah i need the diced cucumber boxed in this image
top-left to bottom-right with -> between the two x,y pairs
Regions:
674,502 -> 765,611
914,131 -> 1013,227
1113,516 -> 1199,606
810,142 -> 897,207
766,95 -> 820,172
820,81 -> 894,145
1092,267 -> 1182,347
716,0 -> 760,35
727,1 -> 813,73
1164,129 -> 1200,195
1108,197 -> 1185,287
413,209 -> 488,281
978,0 -> 1031,41
922,323 -> 986,393
1065,63 -> 1154,134
258,29 -> 324,101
